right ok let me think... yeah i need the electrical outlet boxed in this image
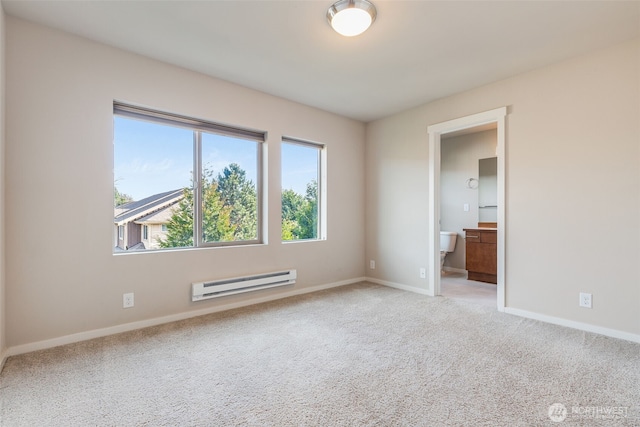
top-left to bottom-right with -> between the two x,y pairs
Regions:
123,293 -> 134,308
419,268 -> 426,279
369,260 -> 376,269
579,292 -> 592,308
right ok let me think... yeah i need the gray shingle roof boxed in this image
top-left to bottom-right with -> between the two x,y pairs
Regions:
114,189 -> 184,225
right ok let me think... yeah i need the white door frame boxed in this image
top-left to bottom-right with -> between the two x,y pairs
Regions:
427,107 -> 507,311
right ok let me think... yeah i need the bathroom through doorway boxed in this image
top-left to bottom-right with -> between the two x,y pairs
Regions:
440,127 -> 498,306
427,107 -> 507,311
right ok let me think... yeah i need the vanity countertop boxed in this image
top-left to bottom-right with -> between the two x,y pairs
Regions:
463,227 -> 497,231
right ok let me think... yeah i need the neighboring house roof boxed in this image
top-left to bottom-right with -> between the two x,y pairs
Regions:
135,204 -> 178,225
115,189 -> 184,225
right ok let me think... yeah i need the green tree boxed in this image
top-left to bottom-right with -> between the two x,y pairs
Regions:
114,187 -> 133,207
216,163 -> 258,241
202,177 -> 236,243
281,219 -> 298,241
281,181 -> 318,240
298,180 -> 318,239
281,188 -> 304,240
160,164 -> 257,248
159,187 -> 195,248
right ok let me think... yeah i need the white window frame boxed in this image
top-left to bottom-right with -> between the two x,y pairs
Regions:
281,137 -> 327,242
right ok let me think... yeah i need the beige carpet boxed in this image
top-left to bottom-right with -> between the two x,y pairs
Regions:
1,282 -> 638,426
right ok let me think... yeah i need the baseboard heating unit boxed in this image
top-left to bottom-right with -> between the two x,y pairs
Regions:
192,270 -> 297,301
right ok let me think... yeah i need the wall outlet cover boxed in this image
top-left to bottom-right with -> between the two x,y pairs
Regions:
579,292 -> 592,308
123,293 -> 135,308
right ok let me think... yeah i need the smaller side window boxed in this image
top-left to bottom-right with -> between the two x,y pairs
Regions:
118,225 -> 124,239
142,225 -> 149,240
281,137 -> 325,242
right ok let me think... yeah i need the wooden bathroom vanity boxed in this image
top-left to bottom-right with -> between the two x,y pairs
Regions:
463,228 -> 497,284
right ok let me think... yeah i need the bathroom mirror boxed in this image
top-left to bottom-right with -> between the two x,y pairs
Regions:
478,157 -> 497,222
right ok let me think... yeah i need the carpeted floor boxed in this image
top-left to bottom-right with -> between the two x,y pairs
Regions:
1,282 -> 638,426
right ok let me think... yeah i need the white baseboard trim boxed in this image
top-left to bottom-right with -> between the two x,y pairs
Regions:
7,277 -> 366,357
366,277 -> 639,344
11,277 -> 635,358
365,277 -> 432,296
504,307 -> 640,344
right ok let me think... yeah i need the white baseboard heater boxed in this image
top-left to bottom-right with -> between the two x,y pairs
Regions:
192,270 -> 297,301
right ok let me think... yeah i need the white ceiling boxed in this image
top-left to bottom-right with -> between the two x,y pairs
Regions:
2,1 -> 639,122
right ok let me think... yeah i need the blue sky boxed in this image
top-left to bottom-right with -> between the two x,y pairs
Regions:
281,142 -> 319,195
114,116 -> 318,201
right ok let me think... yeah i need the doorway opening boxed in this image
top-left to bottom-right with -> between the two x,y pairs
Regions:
440,127 -> 498,306
427,107 -> 507,311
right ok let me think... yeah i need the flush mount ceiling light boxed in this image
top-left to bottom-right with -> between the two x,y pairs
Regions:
327,0 -> 377,37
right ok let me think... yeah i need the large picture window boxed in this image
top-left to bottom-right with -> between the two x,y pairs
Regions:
113,103 -> 264,252
281,137 -> 324,241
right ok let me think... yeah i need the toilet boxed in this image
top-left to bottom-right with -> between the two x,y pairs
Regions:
440,231 -> 458,273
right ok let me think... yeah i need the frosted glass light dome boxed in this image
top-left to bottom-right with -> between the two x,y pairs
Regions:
327,0 -> 377,37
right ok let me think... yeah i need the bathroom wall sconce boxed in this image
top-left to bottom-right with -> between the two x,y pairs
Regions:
466,178 -> 478,189
327,0 -> 377,37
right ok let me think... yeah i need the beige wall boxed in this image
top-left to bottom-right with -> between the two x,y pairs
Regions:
441,130 -> 497,270
366,38 -> 640,335
0,5 -> 5,359
5,17 -> 365,348
3,15 -> 639,352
